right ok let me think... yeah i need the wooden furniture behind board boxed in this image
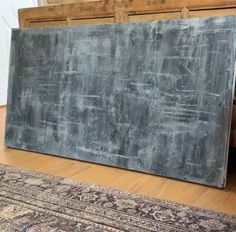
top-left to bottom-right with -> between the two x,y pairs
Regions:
19,0 -> 236,147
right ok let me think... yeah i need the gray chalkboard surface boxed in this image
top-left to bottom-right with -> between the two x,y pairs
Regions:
5,16 -> 236,187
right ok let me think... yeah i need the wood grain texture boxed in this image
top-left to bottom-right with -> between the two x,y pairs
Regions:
189,8 -> 236,18
128,12 -> 181,22
1,106 -> 236,215
48,0 -> 101,4
68,17 -> 114,25
5,17 -> 236,187
18,0 -> 236,28
29,19 -> 67,27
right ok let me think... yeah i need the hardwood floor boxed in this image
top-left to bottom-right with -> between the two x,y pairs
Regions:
0,106 -> 236,215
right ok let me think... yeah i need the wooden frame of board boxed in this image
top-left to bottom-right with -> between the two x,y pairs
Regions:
18,0 -> 236,147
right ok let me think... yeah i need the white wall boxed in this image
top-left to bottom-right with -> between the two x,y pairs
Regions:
0,0 -> 37,105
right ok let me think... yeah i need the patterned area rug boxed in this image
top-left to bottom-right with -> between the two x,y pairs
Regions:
0,164 -> 235,232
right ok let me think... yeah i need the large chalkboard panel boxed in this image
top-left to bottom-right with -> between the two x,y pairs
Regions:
5,16 -> 236,187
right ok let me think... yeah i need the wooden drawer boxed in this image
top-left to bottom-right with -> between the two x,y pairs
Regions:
68,17 -> 114,26
189,8 -> 236,18
29,20 -> 67,27
128,12 -> 181,22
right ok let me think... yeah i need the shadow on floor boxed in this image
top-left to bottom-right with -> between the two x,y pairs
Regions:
228,147 -> 236,176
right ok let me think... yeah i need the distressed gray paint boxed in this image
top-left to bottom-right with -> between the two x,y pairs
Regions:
5,16 -> 236,187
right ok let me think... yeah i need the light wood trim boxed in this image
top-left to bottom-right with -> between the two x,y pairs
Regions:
18,0 -> 236,28
180,7 -> 190,18
129,12 -> 181,22
115,11 -> 128,23
68,17 -> 114,25
48,0 -> 102,4
190,8 -> 236,17
29,19 -> 67,27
